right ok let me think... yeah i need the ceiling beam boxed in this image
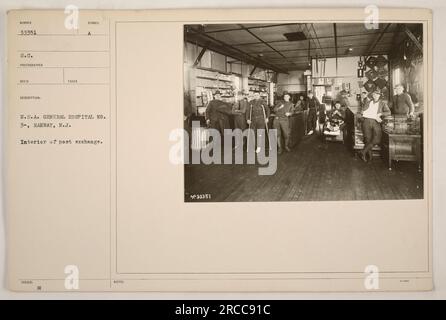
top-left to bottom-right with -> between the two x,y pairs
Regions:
302,23 -> 322,58
202,23 -> 300,33
307,39 -> 311,67
310,23 -> 326,58
236,43 -> 391,58
249,65 -> 258,76
233,30 -> 403,46
237,24 -> 299,69
365,23 -> 391,57
333,23 -> 338,74
193,46 -> 207,67
404,26 -> 423,52
186,27 -> 288,74
270,50 -> 390,63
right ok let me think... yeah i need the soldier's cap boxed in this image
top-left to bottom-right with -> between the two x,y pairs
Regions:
283,91 -> 290,97
214,90 -> 221,95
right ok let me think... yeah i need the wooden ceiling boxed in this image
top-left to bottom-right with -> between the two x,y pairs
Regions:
185,23 -> 419,73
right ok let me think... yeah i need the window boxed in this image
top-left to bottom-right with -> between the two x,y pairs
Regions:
393,67 -> 401,86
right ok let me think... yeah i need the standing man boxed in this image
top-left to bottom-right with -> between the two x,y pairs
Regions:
358,89 -> 391,162
295,94 -> 305,112
306,91 -> 321,135
298,94 -> 308,134
338,89 -> 351,109
273,92 -> 294,154
392,84 -> 415,117
247,91 -> 270,153
232,91 -> 248,130
232,91 -> 248,149
205,90 -> 232,136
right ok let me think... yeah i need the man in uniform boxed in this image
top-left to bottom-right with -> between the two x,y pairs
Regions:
306,90 -> 321,135
358,88 -> 391,162
273,92 -> 294,154
246,91 -> 270,153
205,90 -> 232,136
392,84 -> 415,117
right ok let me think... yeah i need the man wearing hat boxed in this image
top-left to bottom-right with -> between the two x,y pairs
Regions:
358,88 -> 391,162
360,91 -> 370,108
247,91 -> 270,153
205,90 -> 232,136
273,91 -> 295,154
392,84 -> 415,117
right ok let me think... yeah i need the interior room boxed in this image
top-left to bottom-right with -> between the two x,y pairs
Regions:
183,23 -> 424,202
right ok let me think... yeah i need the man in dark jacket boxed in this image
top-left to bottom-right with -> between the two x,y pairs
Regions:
273,92 -> 294,154
205,90 -> 232,136
232,91 -> 248,130
392,84 -> 415,117
358,88 -> 391,162
306,91 -> 321,135
246,92 -> 270,153
232,91 -> 249,150
295,94 -> 305,112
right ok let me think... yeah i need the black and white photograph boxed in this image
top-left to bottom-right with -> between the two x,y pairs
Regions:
183,22 -> 425,202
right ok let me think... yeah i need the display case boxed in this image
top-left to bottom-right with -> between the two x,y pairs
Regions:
381,115 -> 422,171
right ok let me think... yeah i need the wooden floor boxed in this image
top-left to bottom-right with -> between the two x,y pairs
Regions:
184,134 -> 424,202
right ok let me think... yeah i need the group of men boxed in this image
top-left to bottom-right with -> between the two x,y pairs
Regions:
357,83 -> 415,162
202,82 -> 416,160
205,90 -> 270,153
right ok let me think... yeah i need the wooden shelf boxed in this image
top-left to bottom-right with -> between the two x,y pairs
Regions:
196,66 -> 231,76
198,86 -> 232,90
248,77 -> 267,82
197,75 -> 232,83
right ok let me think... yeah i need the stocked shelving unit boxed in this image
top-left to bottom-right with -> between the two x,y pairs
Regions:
248,77 -> 268,100
194,67 -> 237,115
